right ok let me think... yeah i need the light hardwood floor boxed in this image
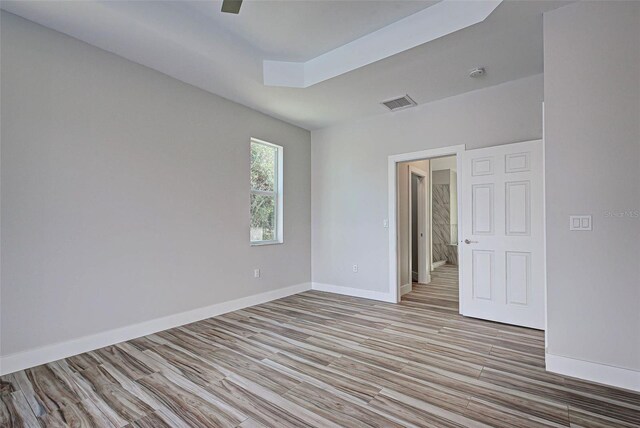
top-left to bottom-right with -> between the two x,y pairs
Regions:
2,264 -> 639,427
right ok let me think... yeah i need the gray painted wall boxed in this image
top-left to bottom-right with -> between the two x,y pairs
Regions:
544,1 -> 640,371
311,74 -> 543,292
0,12 -> 311,356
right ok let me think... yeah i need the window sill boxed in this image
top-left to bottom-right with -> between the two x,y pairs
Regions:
250,240 -> 284,247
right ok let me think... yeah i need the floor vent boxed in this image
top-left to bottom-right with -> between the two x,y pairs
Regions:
381,94 -> 417,112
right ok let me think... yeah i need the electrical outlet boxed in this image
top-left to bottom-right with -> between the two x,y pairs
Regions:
383,219 -> 389,228
352,264 -> 358,273
254,269 -> 261,278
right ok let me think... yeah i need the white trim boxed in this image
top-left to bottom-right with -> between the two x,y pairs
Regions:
389,145 -> 465,304
542,102 -> 548,348
400,283 -> 413,296
546,353 -> 640,392
0,282 -> 311,375
250,138 -> 284,245
312,282 -> 396,303
250,240 -> 283,247
250,190 -> 277,197
432,260 -> 447,269
454,153 -> 464,314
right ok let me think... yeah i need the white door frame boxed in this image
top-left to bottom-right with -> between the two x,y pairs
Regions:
408,166 -> 429,288
388,144 -> 465,304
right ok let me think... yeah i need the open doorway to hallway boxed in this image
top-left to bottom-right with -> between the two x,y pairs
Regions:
397,155 -> 459,304
391,140 -> 544,330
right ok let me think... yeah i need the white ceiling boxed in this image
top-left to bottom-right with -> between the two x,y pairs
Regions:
263,1 -> 503,88
187,1 -> 439,62
0,1 -> 569,130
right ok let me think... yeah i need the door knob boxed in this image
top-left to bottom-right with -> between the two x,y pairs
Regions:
464,239 -> 479,244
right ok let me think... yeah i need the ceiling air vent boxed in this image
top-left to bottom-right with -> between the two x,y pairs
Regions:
381,95 -> 417,112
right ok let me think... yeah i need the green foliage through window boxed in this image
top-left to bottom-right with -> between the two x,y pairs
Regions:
251,142 -> 276,192
250,140 -> 281,243
250,193 -> 275,241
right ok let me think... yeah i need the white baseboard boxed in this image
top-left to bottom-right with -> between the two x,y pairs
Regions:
0,282 -> 311,375
312,282 -> 396,303
546,352 -> 640,392
400,283 -> 412,296
432,260 -> 447,269
421,274 -> 432,284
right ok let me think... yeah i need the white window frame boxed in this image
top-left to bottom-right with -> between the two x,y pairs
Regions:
250,138 -> 284,246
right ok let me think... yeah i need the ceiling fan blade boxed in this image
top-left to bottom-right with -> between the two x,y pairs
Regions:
221,0 -> 242,14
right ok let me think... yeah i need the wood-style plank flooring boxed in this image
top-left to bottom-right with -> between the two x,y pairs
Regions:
2,264 -> 639,427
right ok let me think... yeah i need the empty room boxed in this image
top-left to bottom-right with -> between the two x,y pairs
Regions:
1,0 -> 639,427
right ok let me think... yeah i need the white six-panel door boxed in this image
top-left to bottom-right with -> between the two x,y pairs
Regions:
460,140 -> 544,329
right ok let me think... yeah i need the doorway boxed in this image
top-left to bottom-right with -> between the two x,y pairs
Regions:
397,155 -> 459,302
389,145 -> 464,304
388,141 -> 545,330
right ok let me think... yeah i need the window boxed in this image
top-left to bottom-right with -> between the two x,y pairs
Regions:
250,139 -> 283,245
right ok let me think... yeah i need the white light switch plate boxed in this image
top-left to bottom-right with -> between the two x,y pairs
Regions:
569,215 -> 592,231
